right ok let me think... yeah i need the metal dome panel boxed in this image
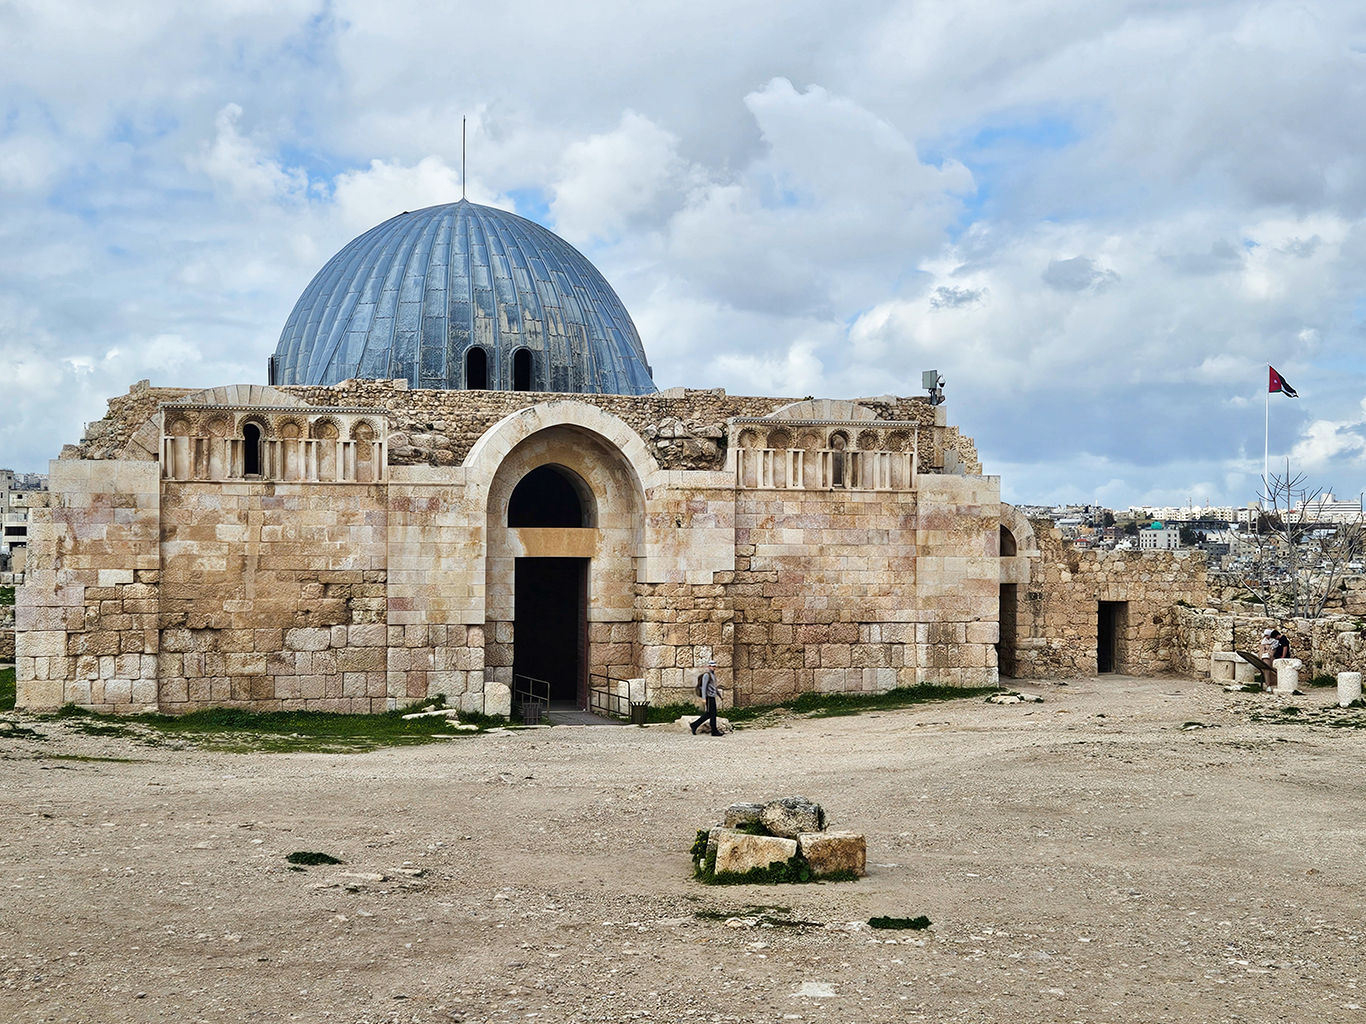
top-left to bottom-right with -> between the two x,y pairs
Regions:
271,201 -> 656,395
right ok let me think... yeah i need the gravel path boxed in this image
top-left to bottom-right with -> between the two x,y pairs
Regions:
2,676 -> 1364,1023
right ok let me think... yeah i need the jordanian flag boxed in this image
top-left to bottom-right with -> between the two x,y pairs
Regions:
1269,366 -> 1298,398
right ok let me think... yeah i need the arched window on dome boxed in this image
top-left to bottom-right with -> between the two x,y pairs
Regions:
466,348 -> 488,390
512,348 -> 533,392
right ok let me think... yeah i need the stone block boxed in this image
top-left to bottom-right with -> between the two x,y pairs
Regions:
19,630 -> 67,658
798,831 -> 866,877
349,623 -> 387,647
338,647 -> 386,672
705,826 -> 739,863
285,628 -> 332,652
1274,657 -> 1302,694
485,681 -> 512,717
714,833 -> 798,876
760,796 -> 827,839
1210,651 -> 1243,682
97,569 -> 134,587
814,668 -> 847,692
17,678 -> 63,710
966,620 -> 999,645
724,803 -> 765,828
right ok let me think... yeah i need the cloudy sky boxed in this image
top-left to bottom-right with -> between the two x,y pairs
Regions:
2,0 -> 1364,507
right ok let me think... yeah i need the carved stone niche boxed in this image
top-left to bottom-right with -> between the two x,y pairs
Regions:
728,402 -> 922,493
157,384 -> 387,484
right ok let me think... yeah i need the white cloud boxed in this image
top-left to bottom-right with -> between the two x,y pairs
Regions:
332,156 -> 470,236
189,104 -> 307,202
550,112 -> 690,244
0,0 -> 1364,511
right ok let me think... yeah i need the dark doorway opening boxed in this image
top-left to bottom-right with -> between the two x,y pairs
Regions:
514,557 -> 588,705
998,584 -> 1017,677
999,525 -> 1017,556
1098,601 -> 1127,673
243,423 -> 262,476
508,465 -> 591,527
512,348 -> 533,391
466,347 -> 488,390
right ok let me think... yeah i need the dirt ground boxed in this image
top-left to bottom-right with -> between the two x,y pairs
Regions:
2,675 -> 1365,1024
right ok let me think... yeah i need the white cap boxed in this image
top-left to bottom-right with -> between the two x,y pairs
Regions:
1263,629 -> 1273,636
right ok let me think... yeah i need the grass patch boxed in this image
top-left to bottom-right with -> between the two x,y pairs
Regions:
1249,702 -> 1366,729
44,754 -> 140,763
738,684 -> 997,721
46,698 -> 506,753
286,851 -> 343,866
0,586 -> 14,606
694,904 -> 790,920
694,906 -> 821,927
1309,674 -> 1337,688
869,915 -> 931,930
654,684 -> 997,728
1,666 -> 15,711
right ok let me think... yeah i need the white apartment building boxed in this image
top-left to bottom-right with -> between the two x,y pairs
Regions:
1138,523 -> 1182,551
1,469 -> 48,573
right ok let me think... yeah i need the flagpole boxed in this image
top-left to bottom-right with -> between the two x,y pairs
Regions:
1264,363 -> 1269,496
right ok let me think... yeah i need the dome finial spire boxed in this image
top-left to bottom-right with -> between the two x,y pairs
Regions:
461,115 -> 466,201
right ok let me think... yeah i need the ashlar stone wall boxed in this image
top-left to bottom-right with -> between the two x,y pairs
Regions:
1173,605 -> 1366,682
19,381 -> 1006,716
1005,521 -> 1209,678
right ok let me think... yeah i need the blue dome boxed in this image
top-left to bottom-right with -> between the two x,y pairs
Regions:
270,200 -> 655,395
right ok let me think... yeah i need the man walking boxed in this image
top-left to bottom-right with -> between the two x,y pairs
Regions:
690,661 -> 724,736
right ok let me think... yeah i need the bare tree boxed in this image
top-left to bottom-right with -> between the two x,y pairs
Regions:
1238,463 -> 1366,618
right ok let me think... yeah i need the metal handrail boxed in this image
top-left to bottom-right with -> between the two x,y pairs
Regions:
513,674 -> 550,710
588,674 -> 634,720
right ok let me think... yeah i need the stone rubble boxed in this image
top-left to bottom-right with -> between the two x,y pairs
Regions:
700,797 -> 865,881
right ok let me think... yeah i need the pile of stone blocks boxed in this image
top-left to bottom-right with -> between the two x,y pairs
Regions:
698,796 -> 865,881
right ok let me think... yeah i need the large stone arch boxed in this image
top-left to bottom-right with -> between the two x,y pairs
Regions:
469,402 -> 659,705
463,401 -> 662,509
996,502 -> 1042,679
999,504 -> 1040,564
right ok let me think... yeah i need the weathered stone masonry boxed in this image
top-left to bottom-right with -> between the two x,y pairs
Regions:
1001,521 -> 1209,678
17,378 -> 1196,715
16,380 -> 998,714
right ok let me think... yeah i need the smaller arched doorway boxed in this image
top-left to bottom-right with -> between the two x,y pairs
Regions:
509,465 -> 595,707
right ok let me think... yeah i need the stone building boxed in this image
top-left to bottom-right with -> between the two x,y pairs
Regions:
1001,522 -> 1207,679
12,200 -> 1206,715
0,468 -> 47,574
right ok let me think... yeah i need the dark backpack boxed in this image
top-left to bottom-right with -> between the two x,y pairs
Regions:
695,674 -> 706,697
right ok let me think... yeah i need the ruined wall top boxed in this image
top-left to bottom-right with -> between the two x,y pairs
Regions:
62,379 -> 959,474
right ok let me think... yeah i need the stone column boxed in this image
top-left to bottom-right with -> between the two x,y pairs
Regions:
1337,671 -> 1362,708
1273,657 -> 1301,695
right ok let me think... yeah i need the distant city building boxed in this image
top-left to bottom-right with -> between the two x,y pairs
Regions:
1138,523 -> 1181,551
1293,493 -> 1365,523
0,469 -> 49,573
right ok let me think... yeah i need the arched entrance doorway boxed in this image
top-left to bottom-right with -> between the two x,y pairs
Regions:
475,411 -> 653,721
508,464 -> 595,709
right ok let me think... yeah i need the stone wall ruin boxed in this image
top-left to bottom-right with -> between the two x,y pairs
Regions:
12,378 -> 1207,716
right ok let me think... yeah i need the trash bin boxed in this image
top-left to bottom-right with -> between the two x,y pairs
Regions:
520,702 -> 543,725
629,701 -> 649,726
